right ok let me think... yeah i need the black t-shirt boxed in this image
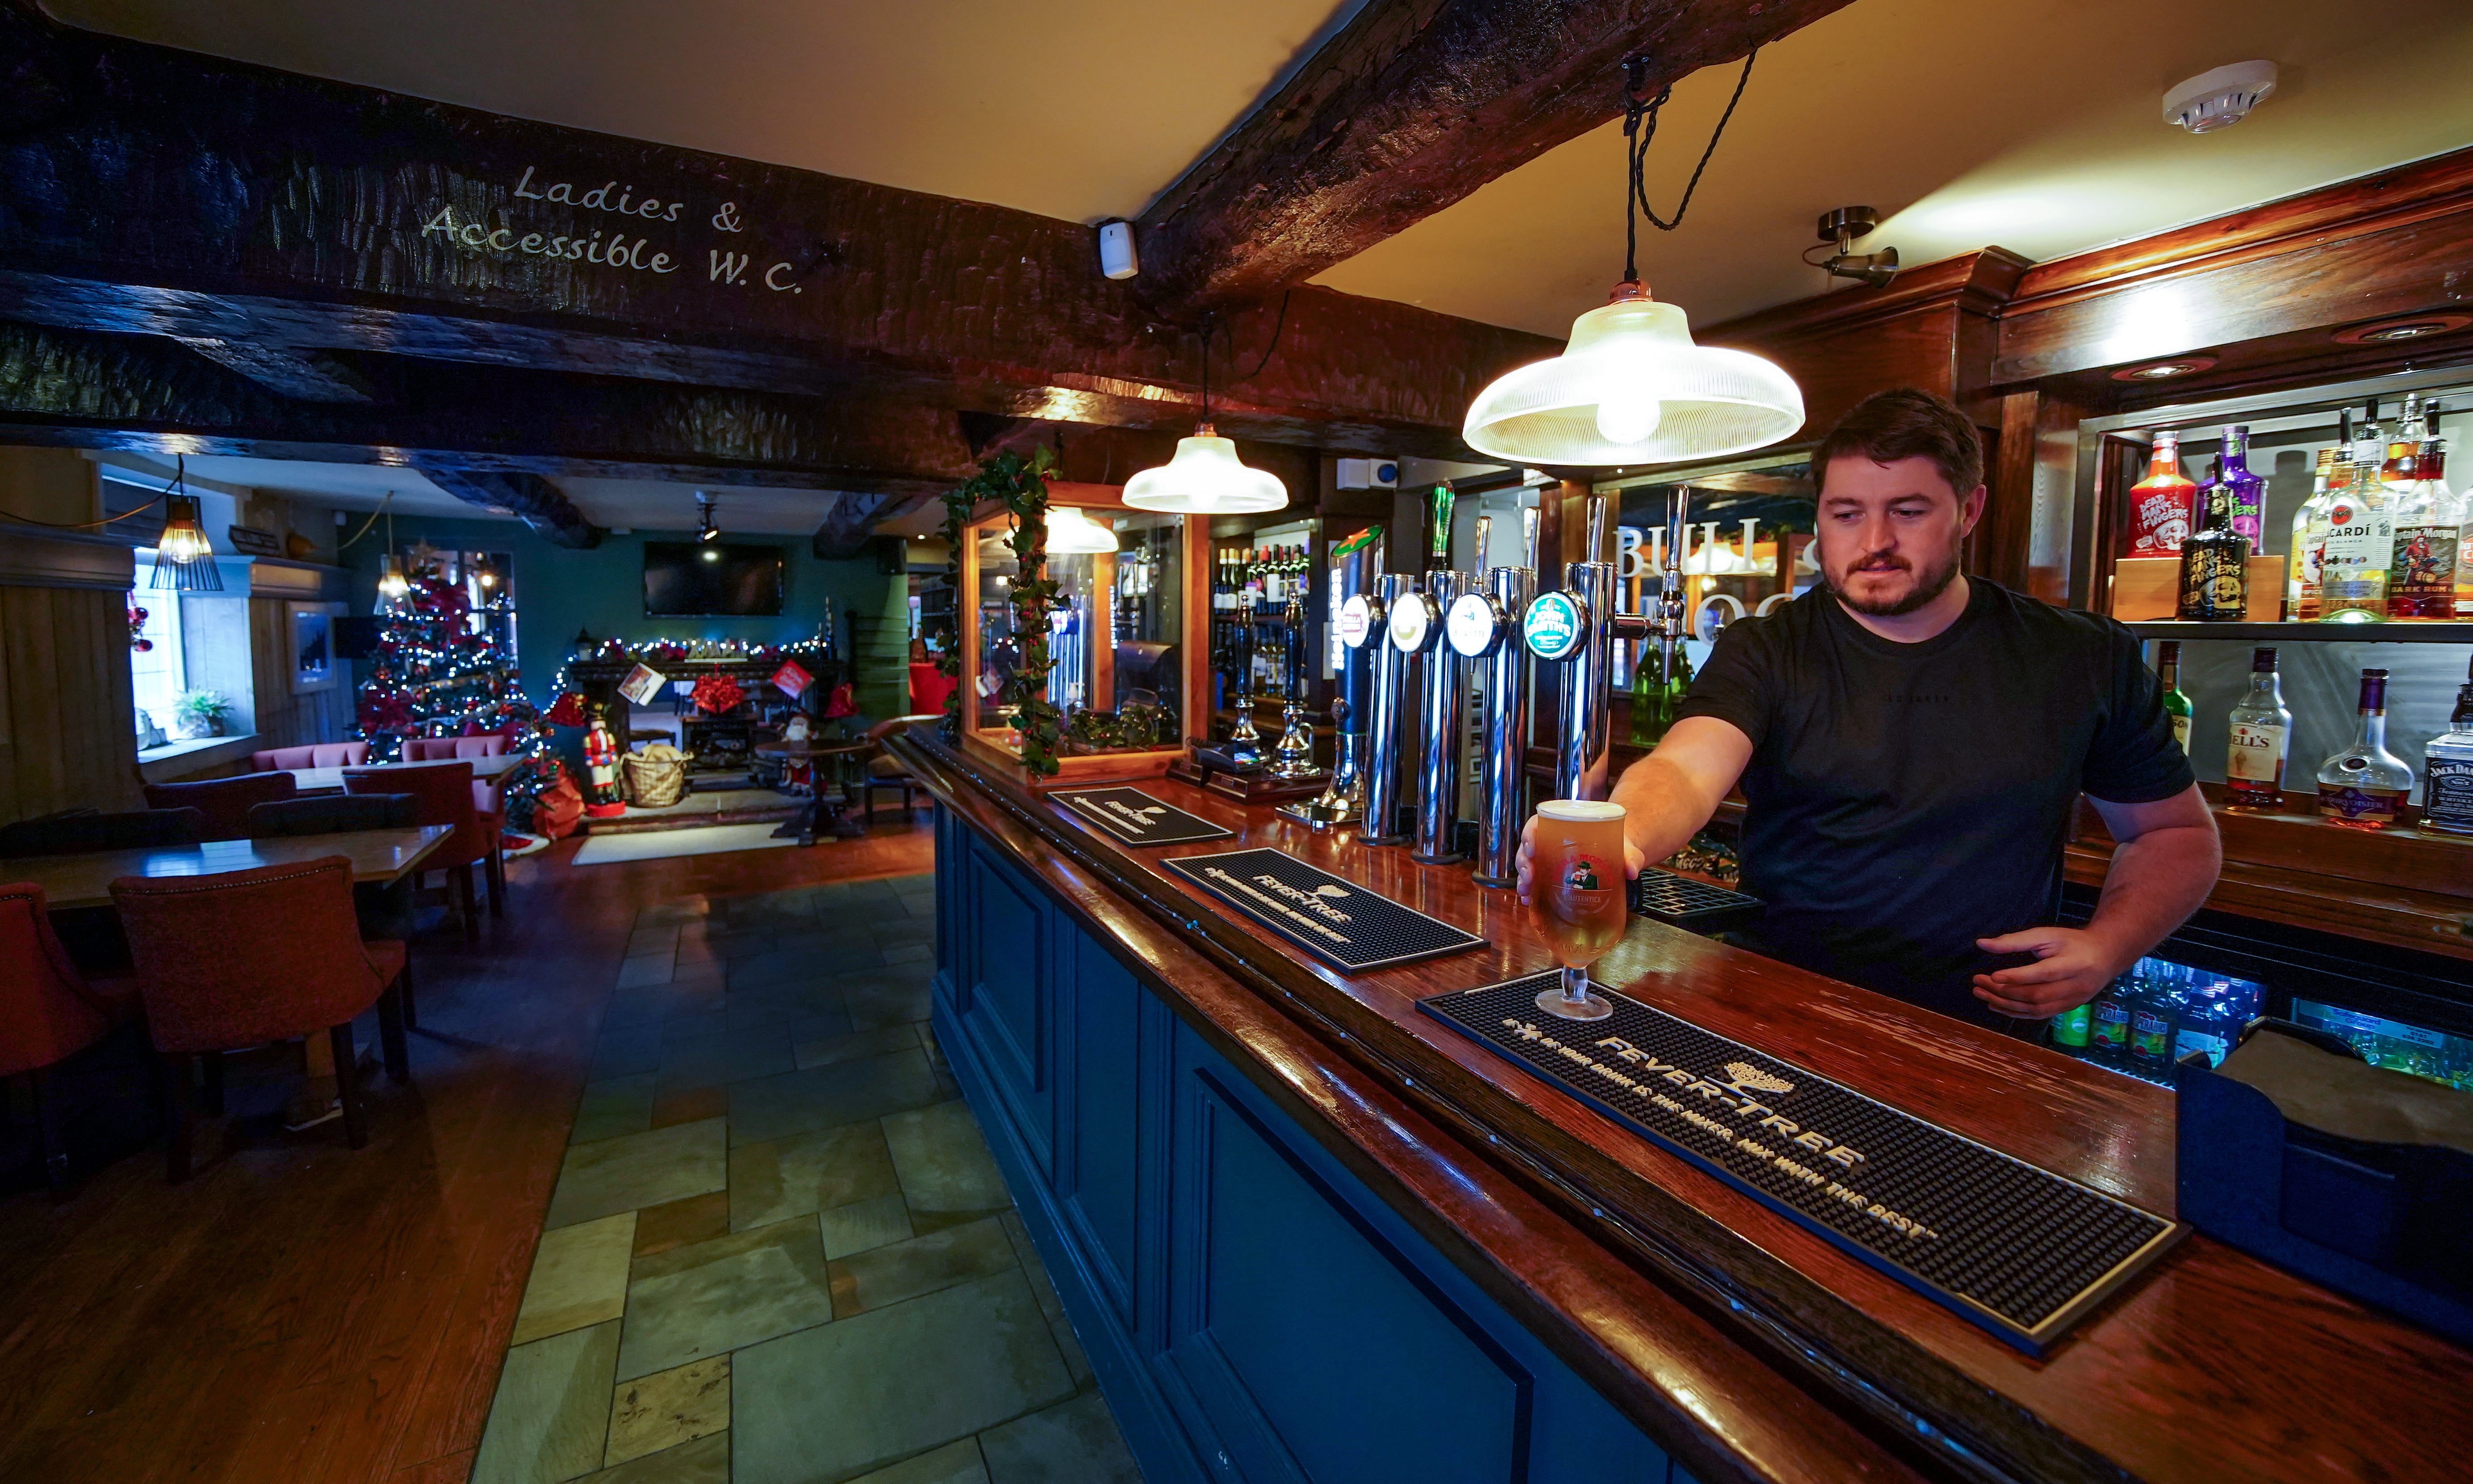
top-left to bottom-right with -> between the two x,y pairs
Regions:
1675,579 -> 2193,1027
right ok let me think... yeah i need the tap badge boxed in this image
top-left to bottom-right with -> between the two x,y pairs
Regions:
1522,591 -> 1585,660
1716,1061 -> 1796,1100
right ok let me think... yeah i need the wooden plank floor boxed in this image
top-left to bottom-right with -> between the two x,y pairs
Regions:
0,816 -> 934,1484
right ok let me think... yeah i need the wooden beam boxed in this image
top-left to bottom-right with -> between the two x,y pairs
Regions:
411,465 -> 602,550
812,493 -> 905,561
1133,0 -> 1859,304
175,339 -> 374,404
0,16 -> 1558,458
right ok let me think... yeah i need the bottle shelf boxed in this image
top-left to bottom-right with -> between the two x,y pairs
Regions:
2126,621 -> 2473,644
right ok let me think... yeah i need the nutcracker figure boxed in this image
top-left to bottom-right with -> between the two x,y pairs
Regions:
583,702 -> 627,818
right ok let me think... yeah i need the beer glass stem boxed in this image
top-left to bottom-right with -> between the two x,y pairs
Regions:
1560,966 -> 1592,1005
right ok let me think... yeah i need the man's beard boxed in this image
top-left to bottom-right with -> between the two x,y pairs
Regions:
1828,551 -> 1961,617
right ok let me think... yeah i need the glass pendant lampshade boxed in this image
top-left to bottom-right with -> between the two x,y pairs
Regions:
148,493 -> 224,591
1044,506 -> 1120,553
1463,283 -> 1803,466
376,553 -> 411,606
1122,424 -> 1287,515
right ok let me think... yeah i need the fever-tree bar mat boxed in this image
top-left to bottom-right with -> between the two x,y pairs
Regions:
1419,974 -> 2183,1354
1160,849 -> 1485,974
1052,787 -> 1234,846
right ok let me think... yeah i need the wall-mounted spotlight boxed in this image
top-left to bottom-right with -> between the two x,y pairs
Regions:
1806,206 -> 1899,289
695,493 -> 721,546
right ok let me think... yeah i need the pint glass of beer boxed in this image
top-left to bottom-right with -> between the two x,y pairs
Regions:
1528,798 -> 1627,1021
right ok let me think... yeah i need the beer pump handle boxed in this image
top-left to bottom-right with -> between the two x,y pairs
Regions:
1473,515 -> 1492,570
1586,494 -> 1610,563
1429,483 -> 1456,570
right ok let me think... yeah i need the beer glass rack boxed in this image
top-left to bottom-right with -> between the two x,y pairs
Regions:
1631,868 -> 1763,934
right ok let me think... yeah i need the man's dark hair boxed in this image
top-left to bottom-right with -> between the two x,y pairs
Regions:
1812,388 -> 1984,499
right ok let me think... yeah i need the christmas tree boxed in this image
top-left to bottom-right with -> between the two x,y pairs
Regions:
353,560 -> 539,762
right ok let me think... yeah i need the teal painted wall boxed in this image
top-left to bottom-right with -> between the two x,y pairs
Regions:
339,516 -> 904,714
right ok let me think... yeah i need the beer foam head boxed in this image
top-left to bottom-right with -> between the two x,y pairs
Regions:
1537,799 -> 1626,823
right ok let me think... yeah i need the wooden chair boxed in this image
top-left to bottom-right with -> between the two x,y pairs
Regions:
112,857 -> 410,1181
143,773 -> 299,842
343,763 -> 492,940
250,742 -> 369,771
0,883 -> 142,1191
858,714 -> 942,824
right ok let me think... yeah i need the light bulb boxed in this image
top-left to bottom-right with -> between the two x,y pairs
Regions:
1593,386 -> 1662,445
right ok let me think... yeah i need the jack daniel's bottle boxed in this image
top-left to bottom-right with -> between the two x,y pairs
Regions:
2175,469 -> 2248,621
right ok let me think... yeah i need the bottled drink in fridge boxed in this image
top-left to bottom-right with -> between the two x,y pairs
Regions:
2425,656 -> 2473,837
2316,668 -> 2415,829
2127,431 -> 2197,555
2127,967 -> 2186,1078
2049,1003 -> 2092,1057
2088,978 -> 2134,1067
2174,982 -> 2238,1069
2223,646 -> 2290,809
1627,638 -> 1694,746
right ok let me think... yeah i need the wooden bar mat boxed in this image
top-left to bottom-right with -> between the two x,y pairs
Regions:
1419,974 -> 2184,1354
1160,849 -> 1485,973
1052,787 -> 1234,846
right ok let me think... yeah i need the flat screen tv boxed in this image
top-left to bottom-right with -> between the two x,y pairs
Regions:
643,542 -> 786,617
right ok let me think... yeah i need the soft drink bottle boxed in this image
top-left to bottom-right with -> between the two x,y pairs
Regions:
2127,964 -> 2186,1078
2088,976 -> 2135,1067
2173,984 -> 2235,1069
2049,1004 -> 2092,1058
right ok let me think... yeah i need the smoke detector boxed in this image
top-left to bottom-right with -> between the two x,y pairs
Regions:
2163,61 -> 2277,134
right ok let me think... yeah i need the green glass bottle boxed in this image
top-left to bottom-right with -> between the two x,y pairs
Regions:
2157,640 -> 2192,756
2049,1004 -> 2092,1056
1628,638 -> 1694,746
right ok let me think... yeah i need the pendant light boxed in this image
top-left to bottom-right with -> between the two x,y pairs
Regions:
1463,53 -> 1801,468
375,497 -> 410,609
148,459 -> 225,591
1123,311 -> 1288,515
1045,506 -> 1120,554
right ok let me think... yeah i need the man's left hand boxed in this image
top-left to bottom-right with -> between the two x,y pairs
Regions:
1971,927 -> 2123,1019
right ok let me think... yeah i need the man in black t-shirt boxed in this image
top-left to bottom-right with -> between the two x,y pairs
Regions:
1520,389 -> 2221,1029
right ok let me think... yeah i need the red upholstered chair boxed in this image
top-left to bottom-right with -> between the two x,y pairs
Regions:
144,772 -> 300,842
250,742 -> 370,772
345,761 -> 490,940
404,735 -> 508,762
112,857 -> 410,1180
0,883 -> 142,1190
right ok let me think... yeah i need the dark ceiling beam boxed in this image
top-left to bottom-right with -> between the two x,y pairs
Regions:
1134,0 -> 1859,305
411,465 -> 602,549
812,493 -> 905,561
0,15 -> 1558,459
175,338 -> 375,403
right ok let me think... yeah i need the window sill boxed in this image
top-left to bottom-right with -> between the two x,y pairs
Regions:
138,732 -> 262,783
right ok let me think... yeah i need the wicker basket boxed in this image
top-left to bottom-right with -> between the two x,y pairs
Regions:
620,744 -> 694,807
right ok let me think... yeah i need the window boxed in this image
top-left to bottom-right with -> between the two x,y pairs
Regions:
128,566 -> 185,742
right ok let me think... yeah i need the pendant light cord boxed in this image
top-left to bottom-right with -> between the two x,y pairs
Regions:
334,489 -> 395,549
1622,48 -> 1759,283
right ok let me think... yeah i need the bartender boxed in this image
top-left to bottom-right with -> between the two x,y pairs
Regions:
1521,388 -> 2222,1028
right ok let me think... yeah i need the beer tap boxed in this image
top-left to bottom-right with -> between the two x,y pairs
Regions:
1267,589 -> 1320,779
1348,570 -> 1414,844
1285,532 -> 1379,827
1225,590 -> 1264,767
1405,483 -> 1473,864
1446,506 -> 1538,886
1523,494 -> 1652,801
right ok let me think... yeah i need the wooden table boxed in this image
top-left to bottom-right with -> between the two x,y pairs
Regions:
19,826 -> 453,910
752,740 -> 872,846
286,754 -> 524,794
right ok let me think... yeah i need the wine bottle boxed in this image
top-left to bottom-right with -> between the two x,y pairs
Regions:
2175,471 -> 2249,621
2157,641 -> 2192,753
2223,647 -> 2290,810
2316,668 -> 2413,830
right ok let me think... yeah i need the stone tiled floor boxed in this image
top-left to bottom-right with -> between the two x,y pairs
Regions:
473,875 -> 1144,1484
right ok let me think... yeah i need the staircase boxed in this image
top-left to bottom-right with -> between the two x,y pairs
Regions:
848,613 -> 911,720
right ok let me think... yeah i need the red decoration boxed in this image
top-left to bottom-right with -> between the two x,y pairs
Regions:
821,682 -> 857,719
771,659 -> 813,699
690,674 -> 746,715
546,692 -> 587,727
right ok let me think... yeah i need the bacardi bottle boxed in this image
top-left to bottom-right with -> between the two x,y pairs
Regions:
2424,658 -> 2473,836
2315,668 -> 2413,829
2384,396 -> 2460,619
2175,474 -> 2248,621
2223,647 -> 2290,810
2209,425 -> 2266,547
2319,406 -> 2392,622
2286,447 -> 2333,621
2157,641 -> 2192,753
2127,431 -> 2197,556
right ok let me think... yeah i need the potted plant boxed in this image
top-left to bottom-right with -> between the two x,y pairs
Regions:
174,689 -> 232,739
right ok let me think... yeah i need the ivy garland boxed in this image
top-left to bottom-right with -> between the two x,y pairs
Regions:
936,446 -> 1065,774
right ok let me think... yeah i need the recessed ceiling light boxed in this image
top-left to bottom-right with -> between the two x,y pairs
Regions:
2332,314 -> 2471,345
2110,356 -> 2218,383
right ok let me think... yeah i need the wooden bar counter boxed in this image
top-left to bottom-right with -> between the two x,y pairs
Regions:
888,723 -> 2473,1484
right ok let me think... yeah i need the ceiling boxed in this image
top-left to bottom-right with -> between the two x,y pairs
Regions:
93,453 -> 850,534
42,0 -> 1366,226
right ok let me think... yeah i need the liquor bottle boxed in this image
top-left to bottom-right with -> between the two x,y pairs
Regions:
2210,425 -> 2266,547
2316,668 -> 2414,829
2175,473 -> 2248,621
2156,641 -> 2192,753
2319,405 -> 2392,621
2385,396 -> 2461,619
2423,657 -> 2473,836
2286,447 -> 2334,621
1627,638 -> 1694,746
2223,646 -> 2290,810
2127,431 -> 2197,556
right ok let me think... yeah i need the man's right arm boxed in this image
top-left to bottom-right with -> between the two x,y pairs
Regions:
1517,716 -> 1754,900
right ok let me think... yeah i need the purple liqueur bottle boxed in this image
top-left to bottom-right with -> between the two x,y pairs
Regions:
2207,424 -> 2266,547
